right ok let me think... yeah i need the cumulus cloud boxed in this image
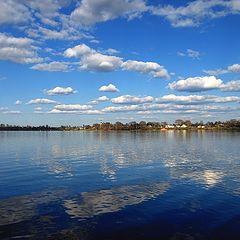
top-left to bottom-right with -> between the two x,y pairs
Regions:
27,98 -> 57,104
54,104 -> 92,111
221,80 -> 240,92
168,76 -> 223,92
70,0 -> 147,25
0,33 -> 42,64
228,63 -> 240,73
150,0 -> 240,28
64,44 -> 123,72
15,100 -> 22,105
46,87 -> 76,95
64,44 -> 169,78
88,96 -> 109,104
31,61 -> 69,72
99,84 -> 119,92
122,60 -> 170,79
97,96 -> 109,102
111,95 -> 154,104
156,94 -> 240,104
64,44 -> 92,57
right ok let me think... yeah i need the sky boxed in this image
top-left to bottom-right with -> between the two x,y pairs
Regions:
0,0 -> 240,126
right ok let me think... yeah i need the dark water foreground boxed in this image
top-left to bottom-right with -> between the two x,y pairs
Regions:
0,131 -> 240,240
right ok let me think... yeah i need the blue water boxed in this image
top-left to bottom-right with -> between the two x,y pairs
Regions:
0,131 -> 240,239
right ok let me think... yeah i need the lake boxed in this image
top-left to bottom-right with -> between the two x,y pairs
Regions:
0,131 -> 240,240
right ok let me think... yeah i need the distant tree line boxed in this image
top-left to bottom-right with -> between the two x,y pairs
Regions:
1,119 -> 240,131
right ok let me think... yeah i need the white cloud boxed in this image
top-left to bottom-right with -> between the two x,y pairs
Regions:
228,63 -> 240,73
42,28 -> 70,39
97,96 -> 109,102
3,110 -> 22,114
0,33 -> 42,64
102,105 -> 142,112
54,104 -> 92,111
90,39 -> 100,44
122,60 -> 170,79
187,49 -> 200,59
156,94 -> 240,104
168,76 -> 223,92
178,49 -> 200,59
202,63 -> 240,76
70,0 -> 147,25
64,44 -> 123,72
31,61 -> 69,72
111,95 -> 154,104
221,80 -> 240,92
26,0 -> 70,20
105,48 -> 120,54
203,68 -> 229,76
29,27 -> 82,40
64,44 -> 169,77
46,87 -> 76,95
15,100 -> 22,105
88,95 -> 109,104
88,100 -> 99,105
99,84 -> 119,92
102,103 -> 170,113
136,105 -> 240,115
27,98 -> 57,104
150,0 -> 240,28
64,44 -> 92,57
80,53 -> 122,72
0,0 -> 31,25
49,109 -> 102,114
177,49 -> 201,59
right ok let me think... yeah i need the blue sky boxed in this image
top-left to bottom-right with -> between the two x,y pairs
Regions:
0,0 -> 240,126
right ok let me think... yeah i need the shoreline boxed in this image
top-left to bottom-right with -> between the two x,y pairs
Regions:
1,128 -> 240,132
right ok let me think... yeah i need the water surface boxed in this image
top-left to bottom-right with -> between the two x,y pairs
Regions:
0,131 -> 240,239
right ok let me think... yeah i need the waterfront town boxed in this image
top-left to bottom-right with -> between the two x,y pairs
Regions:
1,119 -> 240,131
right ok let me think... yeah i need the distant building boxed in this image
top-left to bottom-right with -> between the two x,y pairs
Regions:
166,124 -> 175,129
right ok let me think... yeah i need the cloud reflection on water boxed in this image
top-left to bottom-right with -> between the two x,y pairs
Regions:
64,182 -> 169,220
0,189 -> 67,226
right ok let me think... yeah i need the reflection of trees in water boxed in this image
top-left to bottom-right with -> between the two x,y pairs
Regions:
64,182 -> 169,219
0,189 -> 67,226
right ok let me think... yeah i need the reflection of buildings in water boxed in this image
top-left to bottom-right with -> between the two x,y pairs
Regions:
0,189 -> 67,226
63,182 -> 169,219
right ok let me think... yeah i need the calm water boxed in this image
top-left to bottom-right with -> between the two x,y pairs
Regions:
0,131 -> 240,240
